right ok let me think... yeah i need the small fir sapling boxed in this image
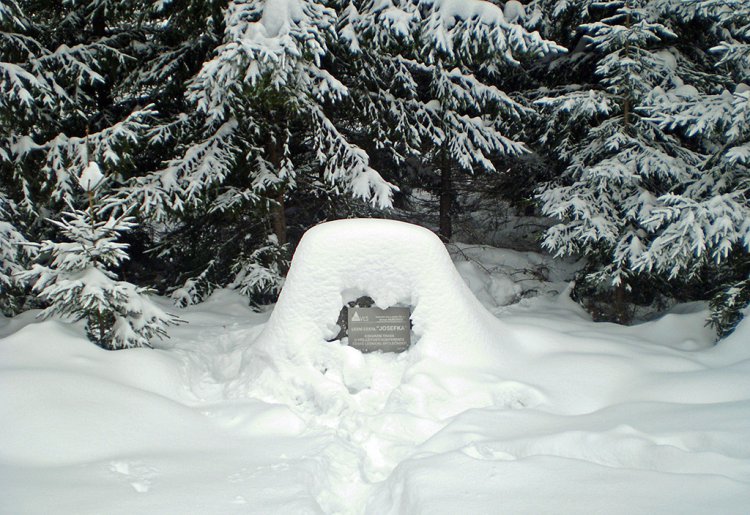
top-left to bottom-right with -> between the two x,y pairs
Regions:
20,161 -> 181,350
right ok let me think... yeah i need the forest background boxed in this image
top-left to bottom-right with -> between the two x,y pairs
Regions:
1,0 -> 748,349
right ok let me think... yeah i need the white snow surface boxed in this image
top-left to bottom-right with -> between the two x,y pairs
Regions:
2,219 -> 750,514
503,0 -> 525,22
77,160 -> 104,192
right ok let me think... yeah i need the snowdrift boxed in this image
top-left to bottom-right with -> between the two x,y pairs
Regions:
2,237 -> 750,514
231,219 -> 537,419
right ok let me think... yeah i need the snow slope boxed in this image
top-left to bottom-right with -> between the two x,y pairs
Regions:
2,219 -> 750,514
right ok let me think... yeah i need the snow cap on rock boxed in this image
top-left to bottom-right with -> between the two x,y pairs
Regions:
254,218 -> 504,363
233,219 -> 528,419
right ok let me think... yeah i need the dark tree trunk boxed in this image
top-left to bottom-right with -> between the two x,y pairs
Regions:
438,151 -> 452,242
613,282 -> 630,324
612,10 -> 633,325
270,189 -> 287,246
91,7 -> 111,113
92,6 -> 105,36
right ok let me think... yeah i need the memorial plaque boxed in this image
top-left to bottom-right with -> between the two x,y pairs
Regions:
347,306 -> 411,353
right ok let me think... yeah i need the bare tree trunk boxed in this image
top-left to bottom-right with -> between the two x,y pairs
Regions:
270,189 -> 287,246
613,8 -> 633,324
438,150 -> 452,242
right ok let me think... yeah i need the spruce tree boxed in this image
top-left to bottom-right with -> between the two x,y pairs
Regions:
19,161 -> 180,349
534,0 -> 708,321
117,0 -> 396,305
642,0 -> 750,335
337,0 -> 563,240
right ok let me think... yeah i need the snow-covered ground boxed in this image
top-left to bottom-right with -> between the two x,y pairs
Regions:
2,219 -> 749,514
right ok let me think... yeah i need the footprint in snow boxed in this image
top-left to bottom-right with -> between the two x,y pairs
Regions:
461,442 -> 517,461
109,460 -> 158,493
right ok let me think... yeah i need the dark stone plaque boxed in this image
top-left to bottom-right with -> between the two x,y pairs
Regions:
347,306 -> 411,353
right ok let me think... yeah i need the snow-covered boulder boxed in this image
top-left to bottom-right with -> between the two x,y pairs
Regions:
232,219 -> 532,419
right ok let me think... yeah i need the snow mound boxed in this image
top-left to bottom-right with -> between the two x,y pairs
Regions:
254,218 -> 503,362
232,219 -> 533,419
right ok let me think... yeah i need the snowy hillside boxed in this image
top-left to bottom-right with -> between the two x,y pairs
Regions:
2,220 -> 749,514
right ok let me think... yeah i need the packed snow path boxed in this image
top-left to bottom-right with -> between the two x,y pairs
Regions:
2,220 -> 750,514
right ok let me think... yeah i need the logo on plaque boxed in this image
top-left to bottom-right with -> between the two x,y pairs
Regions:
347,306 -> 411,353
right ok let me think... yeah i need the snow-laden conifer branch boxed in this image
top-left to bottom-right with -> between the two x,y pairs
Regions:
639,87 -> 749,278
638,193 -> 750,274
9,107 -> 155,207
189,0 -> 341,121
533,0 -> 750,332
171,259 -> 218,308
358,0 -> 564,63
536,1 -> 704,295
119,118 -> 240,220
123,35 -> 215,97
209,187 -> 262,214
0,1 -> 27,29
309,105 -> 395,208
229,235 -> 288,300
1,34 -> 131,122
